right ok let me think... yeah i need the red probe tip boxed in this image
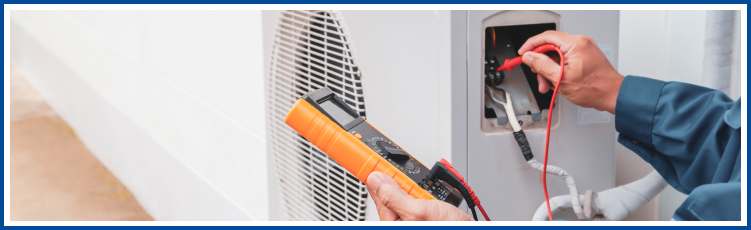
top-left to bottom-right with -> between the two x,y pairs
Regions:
495,44 -> 559,73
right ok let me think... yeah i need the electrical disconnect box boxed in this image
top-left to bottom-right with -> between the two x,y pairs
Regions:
483,22 -> 558,133
468,10 -> 619,220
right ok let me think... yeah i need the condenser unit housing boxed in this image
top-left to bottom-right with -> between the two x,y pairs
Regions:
264,10 -> 620,221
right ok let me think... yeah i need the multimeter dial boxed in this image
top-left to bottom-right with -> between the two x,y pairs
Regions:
367,138 -> 420,174
376,141 -> 408,158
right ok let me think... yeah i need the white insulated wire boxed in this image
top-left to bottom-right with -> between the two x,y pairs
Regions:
485,86 -> 521,132
486,85 -> 507,107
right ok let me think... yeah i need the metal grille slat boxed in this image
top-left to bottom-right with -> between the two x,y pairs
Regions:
272,62 -> 364,107
268,10 -> 368,221
276,39 -> 357,75
281,10 -> 343,24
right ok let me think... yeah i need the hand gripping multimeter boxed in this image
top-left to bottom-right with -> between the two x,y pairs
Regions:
285,88 -> 464,207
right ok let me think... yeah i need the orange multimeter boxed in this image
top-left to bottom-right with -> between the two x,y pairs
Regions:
285,88 -> 463,206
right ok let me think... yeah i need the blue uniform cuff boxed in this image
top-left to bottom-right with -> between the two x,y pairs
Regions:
615,76 -> 666,149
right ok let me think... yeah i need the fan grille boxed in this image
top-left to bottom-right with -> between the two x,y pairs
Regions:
267,10 -> 368,221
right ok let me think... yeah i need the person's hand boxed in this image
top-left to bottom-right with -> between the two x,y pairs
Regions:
366,171 -> 474,221
518,31 -> 624,114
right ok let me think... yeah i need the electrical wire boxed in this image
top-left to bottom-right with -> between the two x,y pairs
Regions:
477,204 -> 490,221
438,159 -> 491,221
488,82 -> 584,220
486,86 -> 521,132
543,46 -> 564,222
487,77 -> 507,96
485,85 -> 507,107
496,44 -> 564,221
492,28 -> 497,47
470,207 -> 478,221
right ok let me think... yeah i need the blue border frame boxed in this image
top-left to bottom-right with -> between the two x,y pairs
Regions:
3,5 -> 748,226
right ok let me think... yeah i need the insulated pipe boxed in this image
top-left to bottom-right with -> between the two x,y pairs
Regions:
527,159 -> 585,220
532,194 -> 600,221
596,171 -> 667,220
531,171 -> 667,221
701,10 -> 736,94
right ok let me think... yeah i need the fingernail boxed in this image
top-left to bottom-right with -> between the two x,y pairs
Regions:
523,52 -> 534,62
368,173 -> 383,188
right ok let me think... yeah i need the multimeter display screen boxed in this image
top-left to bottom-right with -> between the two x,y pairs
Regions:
320,100 -> 356,126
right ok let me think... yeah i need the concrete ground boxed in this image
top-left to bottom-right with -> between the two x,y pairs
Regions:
10,67 -> 153,221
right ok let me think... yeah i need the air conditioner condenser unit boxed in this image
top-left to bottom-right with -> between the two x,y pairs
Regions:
263,10 -> 622,221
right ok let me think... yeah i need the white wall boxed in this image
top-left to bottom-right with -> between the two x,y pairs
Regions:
618,10 -> 673,221
618,10 -> 741,221
10,11 -> 268,220
730,10 -> 743,99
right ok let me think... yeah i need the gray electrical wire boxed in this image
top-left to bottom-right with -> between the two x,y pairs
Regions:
485,85 -> 507,107
485,85 -> 520,132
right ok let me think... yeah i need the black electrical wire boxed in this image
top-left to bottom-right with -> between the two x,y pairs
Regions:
470,207 -> 478,221
513,130 -> 535,161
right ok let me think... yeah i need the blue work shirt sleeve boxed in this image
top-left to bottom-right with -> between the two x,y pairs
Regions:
615,76 -> 741,221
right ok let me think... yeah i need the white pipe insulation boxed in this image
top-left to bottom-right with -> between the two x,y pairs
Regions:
701,10 -> 736,95
527,159 -> 586,220
532,194 -> 606,221
531,171 -> 667,221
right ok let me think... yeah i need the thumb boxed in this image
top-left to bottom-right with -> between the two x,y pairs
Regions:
522,52 -> 561,84
367,172 -> 422,218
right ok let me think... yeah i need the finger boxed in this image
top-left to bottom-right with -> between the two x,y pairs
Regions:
518,30 -> 569,55
366,173 -> 383,207
378,203 -> 400,221
367,172 -> 400,221
522,52 -> 561,84
368,172 -> 425,220
537,74 -> 552,94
